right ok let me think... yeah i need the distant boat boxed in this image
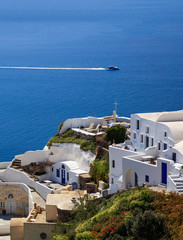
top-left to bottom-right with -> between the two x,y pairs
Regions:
107,66 -> 120,71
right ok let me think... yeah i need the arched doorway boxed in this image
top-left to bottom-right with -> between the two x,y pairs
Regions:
61,165 -> 65,185
124,169 -> 138,189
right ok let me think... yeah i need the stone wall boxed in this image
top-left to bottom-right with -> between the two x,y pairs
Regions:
79,173 -> 92,190
86,182 -> 98,193
24,222 -> 54,240
72,131 -> 96,141
0,184 -> 29,216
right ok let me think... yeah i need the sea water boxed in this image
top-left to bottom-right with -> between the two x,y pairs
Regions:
0,0 -> 183,162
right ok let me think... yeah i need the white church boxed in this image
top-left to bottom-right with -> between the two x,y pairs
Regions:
109,110 -> 183,194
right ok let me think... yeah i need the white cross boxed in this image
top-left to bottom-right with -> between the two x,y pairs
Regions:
114,101 -> 118,113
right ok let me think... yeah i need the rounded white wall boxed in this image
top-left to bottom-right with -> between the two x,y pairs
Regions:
60,117 -> 104,134
49,143 -> 95,171
21,150 -> 50,166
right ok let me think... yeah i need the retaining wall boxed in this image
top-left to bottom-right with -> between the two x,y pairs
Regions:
0,167 -> 52,200
0,162 -> 11,169
60,117 -> 105,134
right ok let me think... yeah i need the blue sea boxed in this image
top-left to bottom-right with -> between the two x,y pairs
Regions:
0,0 -> 183,162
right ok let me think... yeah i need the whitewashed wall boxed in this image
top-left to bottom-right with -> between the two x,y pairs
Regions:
0,162 -> 11,169
145,146 -> 158,158
156,110 -> 183,122
108,146 -> 138,194
21,150 -> 50,166
109,146 -> 138,179
21,144 -> 95,172
131,114 -> 175,153
0,167 -> 52,200
122,155 -> 160,188
116,117 -> 131,123
155,122 -> 175,150
50,144 -> 95,171
131,114 -> 156,151
60,117 -> 105,134
167,175 -> 177,192
50,161 -> 83,185
161,147 -> 183,164
33,172 -> 51,182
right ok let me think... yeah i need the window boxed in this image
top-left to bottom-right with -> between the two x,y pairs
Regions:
164,131 -> 167,137
16,202 -> 22,209
145,175 -> 149,182
0,202 -> 5,208
136,120 -> 140,130
111,178 -> 114,184
133,133 -> 136,139
158,142 -> 161,151
112,160 -> 115,168
146,126 -> 149,133
151,138 -> 154,146
141,134 -> 143,143
56,169 -> 60,177
164,143 -> 167,150
52,167 -> 53,172
67,172 -> 69,181
8,194 -> 13,199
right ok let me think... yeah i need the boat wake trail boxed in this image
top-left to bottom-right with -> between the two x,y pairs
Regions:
0,66 -> 106,70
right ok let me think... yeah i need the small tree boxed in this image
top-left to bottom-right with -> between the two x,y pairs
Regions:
106,125 -> 126,144
126,210 -> 166,240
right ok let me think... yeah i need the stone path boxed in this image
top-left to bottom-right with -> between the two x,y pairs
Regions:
0,215 -> 21,237
30,188 -> 46,208
149,186 -> 167,193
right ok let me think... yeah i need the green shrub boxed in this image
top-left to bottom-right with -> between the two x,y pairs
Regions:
47,129 -> 96,152
76,231 -> 94,240
126,210 -> 166,240
58,122 -> 64,133
90,153 -> 109,184
106,234 -> 127,240
52,235 -> 69,240
62,129 -> 74,137
106,125 -> 126,144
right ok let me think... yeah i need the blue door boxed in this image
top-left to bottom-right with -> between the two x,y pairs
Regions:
162,163 -> 167,184
61,165 -> 65,185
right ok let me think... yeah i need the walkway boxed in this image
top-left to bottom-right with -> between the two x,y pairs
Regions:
149,186 -> 167,193
30,188 -> 46,208
0,215 -> 21,236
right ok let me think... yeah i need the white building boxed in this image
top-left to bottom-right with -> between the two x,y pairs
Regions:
109,110 -> 183,194
50,160 -> 87,188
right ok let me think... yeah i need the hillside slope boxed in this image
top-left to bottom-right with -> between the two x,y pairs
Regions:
52,187 -> 183,240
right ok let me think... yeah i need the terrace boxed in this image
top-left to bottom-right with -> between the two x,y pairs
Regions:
127,154 -> 157,165
111,141 -> 136,152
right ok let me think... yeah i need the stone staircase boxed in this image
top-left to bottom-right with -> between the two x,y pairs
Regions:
170,175 -> 183,194
11,157 -> 39,182
173,178 -> 183,193
11,158 -> 21,169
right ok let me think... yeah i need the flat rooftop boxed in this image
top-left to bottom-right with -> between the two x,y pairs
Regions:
46,190 -> 86,211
